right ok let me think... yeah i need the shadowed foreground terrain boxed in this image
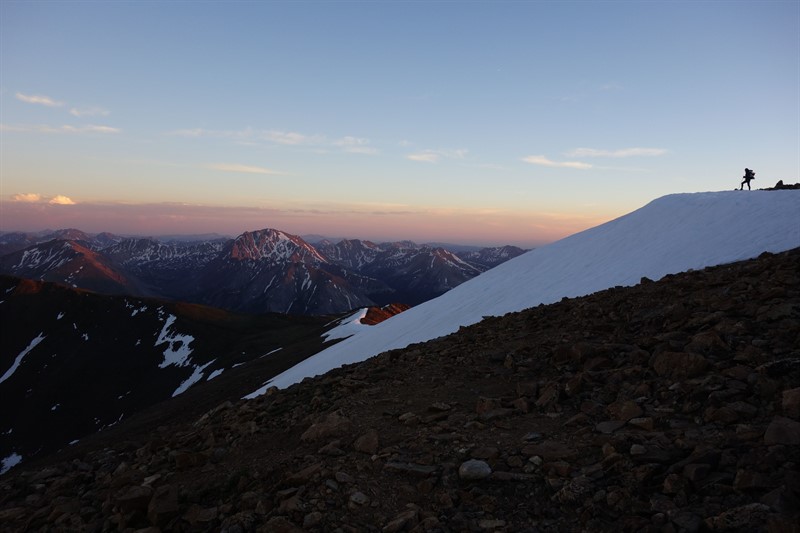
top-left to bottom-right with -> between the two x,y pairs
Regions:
0,248 -> 798,532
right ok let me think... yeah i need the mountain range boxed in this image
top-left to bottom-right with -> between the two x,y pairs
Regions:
0,189 -> 798,531
0,229 -> 525,315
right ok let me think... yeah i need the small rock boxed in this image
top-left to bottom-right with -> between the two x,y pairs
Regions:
303,511 -> 323,528
383,509 -> 418,532
285,462 -> 322,486
147,484 -> 179,527
628,417 -> 654,431
478,518 -> 507,529
782,387 -> 800,419
301,411 -> 352,442
115,485 -> 153,514
183,505 -> 218,527
353,429 -> 380,454
630,444 -> 646,455
608,400 -> 643,421
349,491 -> 370,506
475,397 -> 501,414
458,459 -> 492,480
596,420 -> 626,434
764,416 -> 800,445
335,471 -> 355,484
704,503 -> 771,530
683,463 -> 711,483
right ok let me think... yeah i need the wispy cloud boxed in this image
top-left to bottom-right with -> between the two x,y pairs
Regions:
521,155 -> 592,169
566,147 -> 667,158
62,125 -> 120,134
262,130 -> 321,146
407,148 -> 468,163
1,123 -> 120,134
407,152 -> 440,163
15,92 -> 64,107
168,127 -> 372,153
207,163 -> 285,175
169,128 -> 209,138
69,106 -> 110,117
11,193 -> 75,205
333,136 -> 378,155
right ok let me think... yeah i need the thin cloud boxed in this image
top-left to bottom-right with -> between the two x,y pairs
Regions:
62,125 -> 120,134
522,155 -> 592,169
407,148 -> 468,163
261,130 -> 319,145
333,136 -> 378,155
69,107 -> 110,117
208,163 -> 285,175
15,92 -> 64,107
169,127 -> 377,154
49,195 -> 76,205
566,147 -> 667,158
408,152 -> 440,163
169,128 -> 209,138
1,124 -> 120,134
11,193 -> 42,203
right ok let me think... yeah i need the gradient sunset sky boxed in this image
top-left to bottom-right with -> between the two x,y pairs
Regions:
1,1 -> 797,247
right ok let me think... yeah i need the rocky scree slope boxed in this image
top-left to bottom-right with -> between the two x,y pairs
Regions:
0,248 -> 798,532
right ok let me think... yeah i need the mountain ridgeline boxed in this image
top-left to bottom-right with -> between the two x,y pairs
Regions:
0,228 -> 525,315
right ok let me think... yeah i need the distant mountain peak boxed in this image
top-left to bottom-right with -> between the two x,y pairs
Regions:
229,228 -> 328,264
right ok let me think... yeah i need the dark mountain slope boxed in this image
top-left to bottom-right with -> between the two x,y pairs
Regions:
1,248 -> 797,531
0,276 -> 336,464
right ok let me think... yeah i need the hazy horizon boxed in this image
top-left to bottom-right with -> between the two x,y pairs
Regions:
1,2 -> 797,247
0,215 -> 541,249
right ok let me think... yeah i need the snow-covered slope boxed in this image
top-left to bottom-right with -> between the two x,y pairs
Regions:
250,191 -> 800,394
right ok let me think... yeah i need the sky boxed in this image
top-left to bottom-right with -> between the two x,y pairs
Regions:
1,1 -> 798,247
254,189 -> 800,391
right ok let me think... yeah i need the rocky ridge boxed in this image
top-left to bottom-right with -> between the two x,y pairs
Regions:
0,248 -> 798,532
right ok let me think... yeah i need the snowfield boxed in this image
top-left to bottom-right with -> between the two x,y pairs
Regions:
248,190 -> 800,396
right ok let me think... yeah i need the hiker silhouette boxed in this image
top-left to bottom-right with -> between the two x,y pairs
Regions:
740,168 -> 755,190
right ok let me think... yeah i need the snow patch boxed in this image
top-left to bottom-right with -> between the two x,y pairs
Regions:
57,312 -> 65,320
0,333 -> 46,384
172,360 -> 214,397
1,453 -> 23,475
322,309 -> 369,342
155,314 -> 195,368
207,368 -> 224,380
259,347 -> 283,358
